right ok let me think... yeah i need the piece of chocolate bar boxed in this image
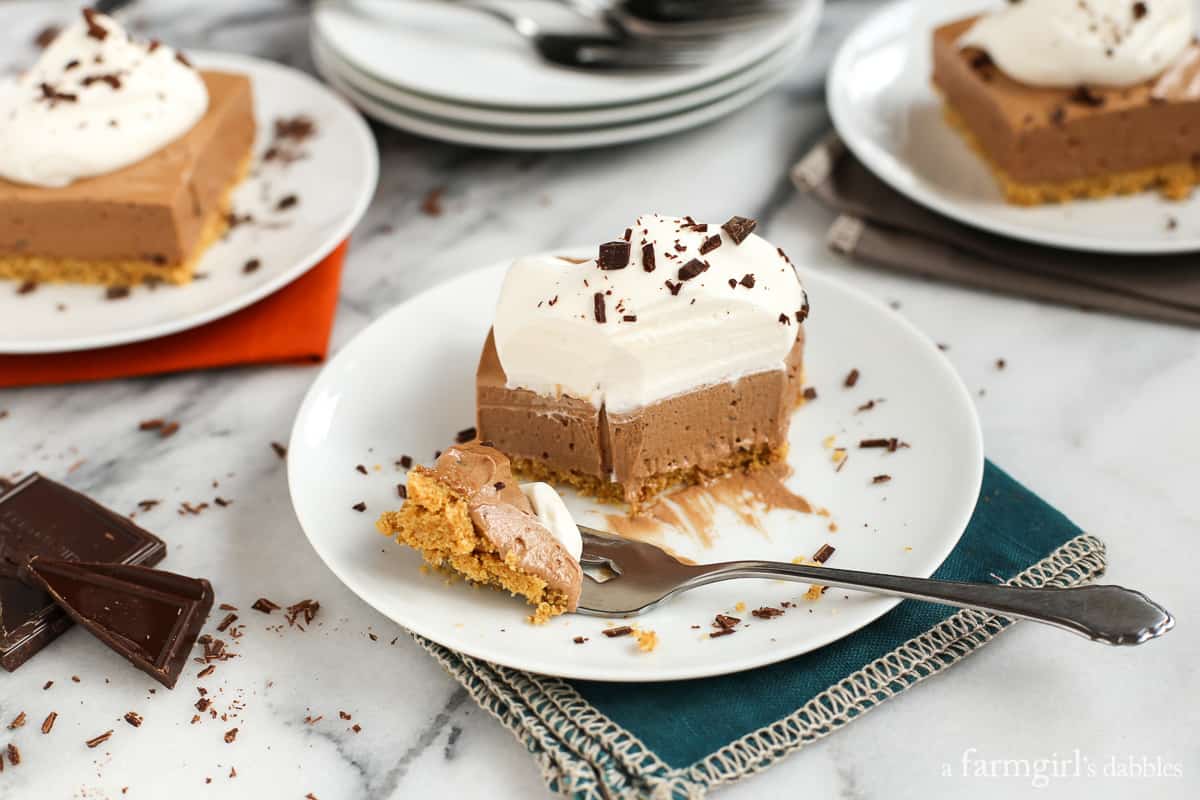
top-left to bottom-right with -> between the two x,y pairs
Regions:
23,558 -> 212,689
0,474 -> 165,672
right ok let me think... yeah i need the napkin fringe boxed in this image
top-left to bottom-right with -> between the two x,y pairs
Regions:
415,533 -> 1106,800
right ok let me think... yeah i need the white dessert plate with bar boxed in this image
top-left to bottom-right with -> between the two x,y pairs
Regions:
828,0 -> 1200,254
288,220 -> 985,682
0,7 -> 377,354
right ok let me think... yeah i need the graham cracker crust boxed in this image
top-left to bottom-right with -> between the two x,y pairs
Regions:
941,102 -> 1200,206
0,148 -> 253,287
376,469 -> 570,624
512,442 -> 787,514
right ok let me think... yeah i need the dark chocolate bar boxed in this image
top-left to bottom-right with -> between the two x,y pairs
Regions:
23,558 -> 213,689
0,474 -> 165,671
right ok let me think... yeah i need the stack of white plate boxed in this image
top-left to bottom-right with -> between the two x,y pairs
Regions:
311,0 -> 823,150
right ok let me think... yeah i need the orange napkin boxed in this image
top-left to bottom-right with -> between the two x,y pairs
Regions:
0,240 -> 348,389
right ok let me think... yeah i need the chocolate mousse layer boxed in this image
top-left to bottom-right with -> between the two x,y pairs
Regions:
932,18 -> 1200,191
380,443 -> 581,614
476,328 -> 805,508
0,71 -> 255,279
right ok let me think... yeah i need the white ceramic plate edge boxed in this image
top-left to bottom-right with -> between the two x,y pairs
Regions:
0,52 -> 379,354
827,0 -> 1200,255
286,253 -> 984,682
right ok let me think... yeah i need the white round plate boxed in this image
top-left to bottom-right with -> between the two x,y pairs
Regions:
312,33 -> 810,151
312,1 -> 820,131
288,250 -> 984,682
828,0 -> 1200,254
0,52 -> 378,354
314,0 -> 819,110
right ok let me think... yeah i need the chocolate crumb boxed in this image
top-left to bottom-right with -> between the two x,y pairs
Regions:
739,273 -> 755,288
721,216 -> 757,244
699,234 -> 722,255
1133,1 -> 1148,19
355,464 -> 367,475
728,278 -> 737,289
641,243 -> 656,272
175,51 -> 193,68
573,636 -> 588,644
224,728 -> 238,743
43,681 -> 53,690
275,194 -> 299,212
872,474 -> 892,484
216,613 -> 238,632
214,497 -> 231,507
82,9 -> 108,41
677,258 -> 709,282
1068,85 -> 1105,107
16,280 -> 36,295
995,358 -> 1006,370
271,441 -> 288,459
197,665 -> 215,678
812,543 -> 836,564
396,484 -> 407,499
285,599 -> 320,627
421,187 -> 444,216
844,368 -> 859,387
352,725 -> 361,733
85,730 -> 113,749
664,280 -> 682,296
1167,216 -> 1179,230
7,743 -> 19,765
493,481 -> 505,491
352,501 -> 367,512
243,258 -> 261,274
455,427 -> 476,443
593,292 -> 607,323
751,606 -> 784,619
159,421 -> 180,438
859,437 -> 908,451
856,399 -> 877,412
398,455 -> 413,469
713,614 -> 740,629
602,626 -> 633,638
123,712 -> 142,728
40,712 -> 56,734
8,712 -> 25,729
803,387 -> 818,401
778,313 -> 791,325
105,286 -> 130,300
709,628 -> 736,638
796,300 -> 810,323
252,598 -> 280,614
598,241 -> 631,270
622,314 -> 637,322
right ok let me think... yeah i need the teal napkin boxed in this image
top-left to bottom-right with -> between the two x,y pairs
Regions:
416,461 -> 1107,799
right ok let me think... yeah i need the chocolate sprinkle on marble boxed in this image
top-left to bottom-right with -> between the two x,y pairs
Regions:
602,626 -> 633,638
721,216 -> 757,244
593,292 -> 607,323
641,243 -> 656,272
699,234 -> 722,255
677,258 -> 708,281
598,241 -> 631,270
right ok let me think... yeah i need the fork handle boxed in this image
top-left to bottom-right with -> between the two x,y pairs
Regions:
689,562 -> 1173,646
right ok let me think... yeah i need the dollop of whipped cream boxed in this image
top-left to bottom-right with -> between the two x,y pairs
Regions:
519,483 -> 582,562
0,9 -> 208,188
493,214 -> 807,415
959,0 -> 1194,88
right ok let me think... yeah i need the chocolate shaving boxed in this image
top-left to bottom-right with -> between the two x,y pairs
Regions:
803,387 -> 817,401
8,712 -> 25,730
40,712 -> 56,734
7,743 -> 18,765
844,368 -> 859,387
85,730 -> 113,749
38,82 -> 77,105
812,544 -> 836,564
355,464 -> 367,475
751,606 -> 784,619
778,313 -> 791,325
455,427 -> 476,443
698,234 -> 722,255
602,626 -> 633,638
622,314 -> 637,322
175,52 -> 193,68
713,614 -> 740,629
197,664 -> 215,678
573,636 -> 588,644
677,258 -> 708,281
709,628 -> 736,638
251,598 -> 279,614
664,280 -> 682,296
82,9 -> 108,41
739,273 -> 755,288
598,241 -> 631,270
285,599 -> 320,627
159,421 -> 179,438
351,502 -> 366,512
593,292 -> 607,323
16,280 -> 37,295
224,727 -> 238,743
396,484 -> 407,499
872,474 -> 892,484
82,73 -> 122,90
860,437 -> 908,452
275,194 -> 299,212
34,24 -> 61,49
216,613 -> 238,632
271,441 -> 288,459
105,286 -> 130,300
1068,85 -> 1105,107
641,243 -> 656,272
796,300 -> 810,323
124,712 -> 143,728
721,216 -> 757,244
243,258 -> 261,274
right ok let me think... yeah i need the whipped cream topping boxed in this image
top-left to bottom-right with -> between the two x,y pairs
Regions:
493,214 -> 807,415
0,10 -> 209,188
519,483 -> 582,562
959,0 -> 1194,88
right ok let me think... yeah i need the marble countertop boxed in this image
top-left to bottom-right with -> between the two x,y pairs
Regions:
0,1 -> 1195,798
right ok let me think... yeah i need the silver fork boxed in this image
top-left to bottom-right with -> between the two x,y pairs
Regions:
324,1 -> 717,70
558,0 -> 802,39
576,527 -> 1174,645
